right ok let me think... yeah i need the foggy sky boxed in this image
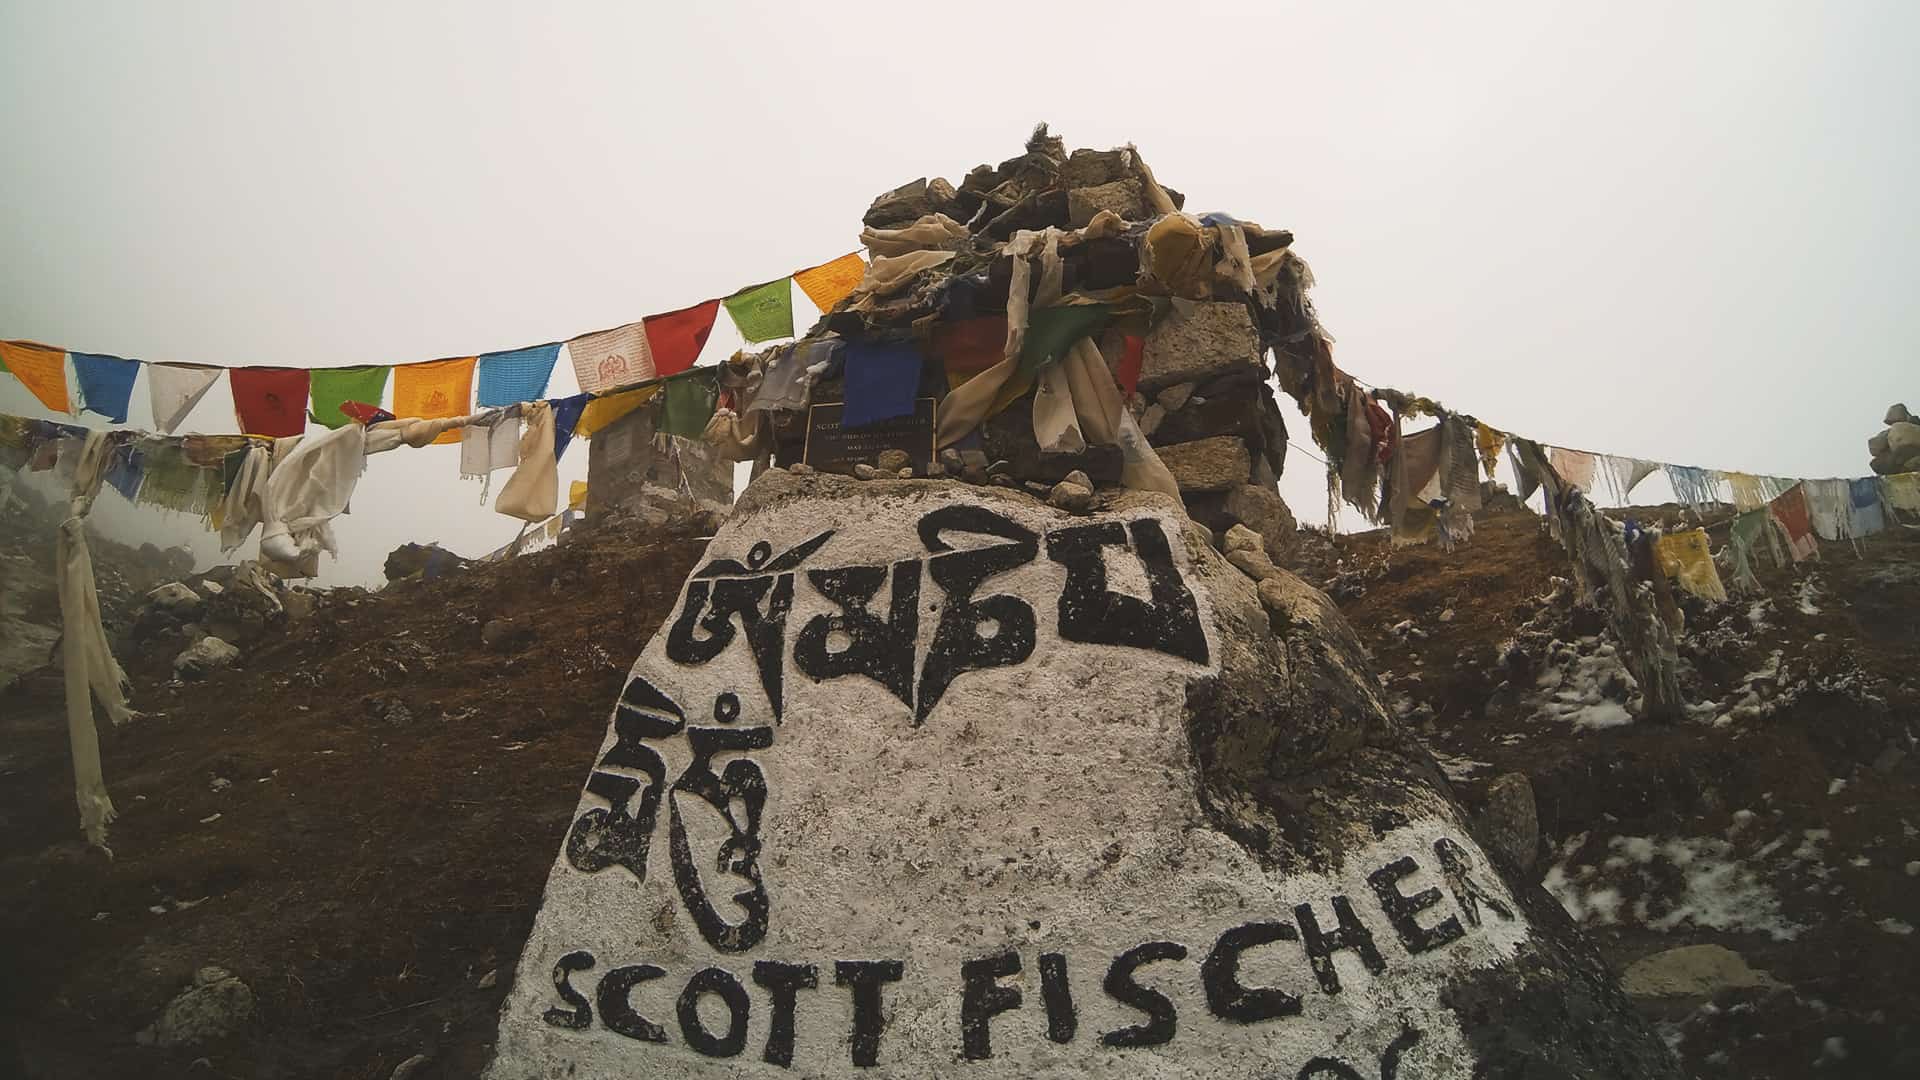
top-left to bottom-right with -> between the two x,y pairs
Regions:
3,2 -> 1914,586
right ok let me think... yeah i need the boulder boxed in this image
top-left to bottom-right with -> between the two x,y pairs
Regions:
1067,180 -> 1145,227
486,470 -> 1681,1079
1137,301 -> 1263,393
1620,945 -> 1779,998
1470,772 -> 1541,872
136,966 -> 254,1048
145,582 -> 204,616
385,542 -> 471,583
1156,436 -> 1251,492
1888,402 -> 1912,426
173,636 -> 239,679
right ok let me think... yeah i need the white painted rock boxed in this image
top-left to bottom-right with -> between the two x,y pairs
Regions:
487,472 -> 1678,1079
172,636 -> 239,679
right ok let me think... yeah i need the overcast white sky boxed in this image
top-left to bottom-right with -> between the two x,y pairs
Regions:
3,2 -> 1915,586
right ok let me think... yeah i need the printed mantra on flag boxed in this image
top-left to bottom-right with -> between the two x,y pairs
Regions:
542,505 -> 1518,1073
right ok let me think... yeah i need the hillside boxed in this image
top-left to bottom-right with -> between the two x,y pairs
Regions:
1,497 -> 1916,1078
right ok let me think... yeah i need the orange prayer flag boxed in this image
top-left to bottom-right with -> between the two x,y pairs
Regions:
793,252 -> 867,312
393,356 -> 475,445
0,340 -> 73,414
643,299 -> 722,379
575,385 -> 659,439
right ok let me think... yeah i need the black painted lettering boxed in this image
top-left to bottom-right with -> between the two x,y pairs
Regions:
1039,951 -> 1077,1044
752,961 -> 818,1068
541,950 -> 595,1030
1100,940 -> 1187,1048
1368,855 -> 1466,954
1047,519 -> 1209,664
595,964 -> 669,1043
1294,896 -> 1387,995
676,967 -> 750,1058
667,529 -> 833,719
834,959 -> 906,1067
667,693 -> 773,952
914,506 -> 1039,724
1433,837 -> 1515,928
794,560 -> 922,707
960,950 -> 1023,1060
1381,1023 -> 1424,1080
1202,921 -> 1303,1023
1297,1058 -> 1366,1079
565,675 -> 684,878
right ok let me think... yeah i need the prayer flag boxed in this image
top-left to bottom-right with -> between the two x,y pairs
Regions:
1654,528 -> 1728,602
1549,447 -> 1597,495
793,252 -> 866,312
575,385 -> 658,439
569,480 -> 589,510
0,340 -> 72,414
568,323 -> 653,394
1116,334 -> 1145,398
747,343 -> 819,414
460,414 -> 520,477
644,298 -> 722,379
723,279 -> 795,343
307,365 -> 391,429
658,370 -> 718,438
1768,484 -> 1819,562
1848,477 -> 1886,538
477,343 -> 561,407
231,367 -> 311,437
842,340 -> 922,429
551,393 -> 589,460
931,316 -> 1008,387
1803,478 -> 1851,541
1018,304 -> 1112,376
393,357 -> 474,445
149,363 -> 223,434
70,352 -> 140,423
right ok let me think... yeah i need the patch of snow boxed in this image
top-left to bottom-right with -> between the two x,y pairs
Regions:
1529,640 -> 1639,731
1878,919 -> 1914,936
1827,779 -> 1846,796
1544,832 -> 1801,941
1796,577 -> 1823,615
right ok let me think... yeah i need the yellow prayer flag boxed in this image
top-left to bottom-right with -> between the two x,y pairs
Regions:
0,340 -> 72,414
393,356 -> 475,445
569,480 -> 589,510
793,252 -> 867,313
575,385 -> 659,439
1654,528 -> 1728,602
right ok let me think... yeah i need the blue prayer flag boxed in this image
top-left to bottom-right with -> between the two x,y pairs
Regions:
842,341 -> 922,429
70,352 -> 141,423
551,393 -> 589,461
477,343 -> 561,408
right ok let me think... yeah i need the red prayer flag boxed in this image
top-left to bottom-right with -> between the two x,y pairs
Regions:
1117,334 -> 1145,398
231,367 -> 311,437
643,298 -> 722,379
931,316 -> 1008,377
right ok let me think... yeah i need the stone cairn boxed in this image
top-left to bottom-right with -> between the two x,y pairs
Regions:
1870,402 -> 1919,475
485,131 -> 1681,1079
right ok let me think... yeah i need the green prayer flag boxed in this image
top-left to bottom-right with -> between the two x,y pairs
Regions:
723,278 -> 796,343
308,365 -> 391,428
658,369 -> 718,438
1018,304 -> 1112,376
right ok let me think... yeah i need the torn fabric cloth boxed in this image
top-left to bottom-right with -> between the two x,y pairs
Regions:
459,412 -> 520,477
1338,383 -> 1385,520
746,343 -> 819,414
935,357 -> 1032,449
307,365 -> 391,429
260,421 -> 367,567
1507,440 -> 1543,503
1726,509 -> 1781,593
842,341 -> 922,429
1474,423 -> 1505,478
1019,304 -> 1112,377
1002,230 -> 1063,366
859,213 -> 969,258
1549,447 -> 1597,494
0,340 -> 73,413
103,443 -> 145,502
1726,472 -> 1771,512
1032,360 -> 1085,455
854,249 -> 955,300
568,322 -> 654,394
722,279 -> 795,344
1654,528 -> 1728,602
137,443 -> 218,517
1768,484 -> 1820,561
148,363 -> 223,434
794,252 -> 867,312
231,367 -> 311,437
1666,465 -> 1721,512
217,443 -> 271,551
496,400 -> 556,522
477,343 -> 561,407
392,357 -> 475,445
658,371 -> 719,439
1884,472 -> 1920,512
1848,477 -> 1887,538
644,298 -> 722,379
931,316 -> 1009,384
1803,478 -> 1852,542
549,393 -> 590,459
1600,455 -> 1661,504
703,407 -> 766,461
70,352 -> 140,423
57,431 -> 130,850
1059,338 -> 1125,448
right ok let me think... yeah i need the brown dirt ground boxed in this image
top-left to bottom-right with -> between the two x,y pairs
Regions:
2,498 -> 1916,1078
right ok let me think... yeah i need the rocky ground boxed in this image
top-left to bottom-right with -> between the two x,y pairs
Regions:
1,492 -> 1915,1078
